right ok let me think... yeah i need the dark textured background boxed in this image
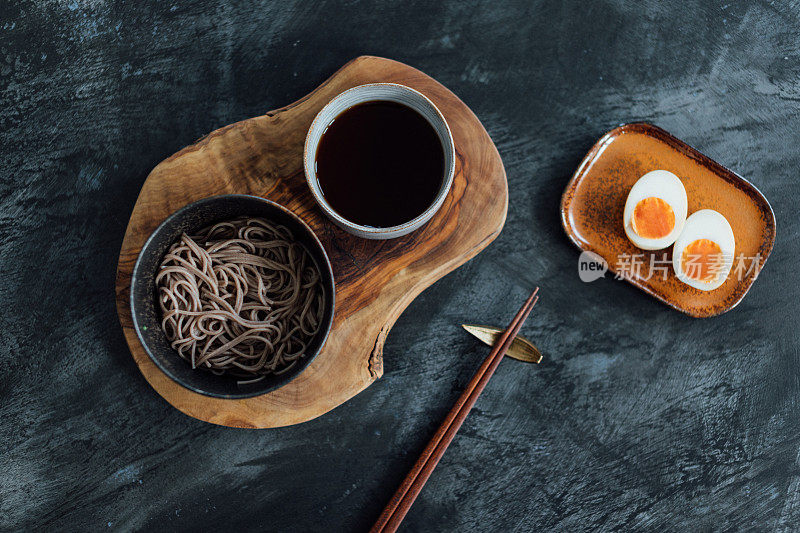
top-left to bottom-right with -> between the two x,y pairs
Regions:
1,0 -> 798,531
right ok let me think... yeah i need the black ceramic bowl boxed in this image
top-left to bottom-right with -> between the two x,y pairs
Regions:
130,194 -> 335,399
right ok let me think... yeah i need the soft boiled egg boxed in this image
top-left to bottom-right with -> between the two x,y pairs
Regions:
672,209 -> 735,291
623,170 -> 688,250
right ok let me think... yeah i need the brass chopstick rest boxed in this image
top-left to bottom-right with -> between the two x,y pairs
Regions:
462,324 -> 543,364
373,289 -> 540,532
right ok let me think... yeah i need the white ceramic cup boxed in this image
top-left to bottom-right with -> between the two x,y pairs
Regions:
303,83 -> 456,240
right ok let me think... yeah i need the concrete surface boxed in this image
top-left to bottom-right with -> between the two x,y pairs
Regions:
1,0 -> 798,531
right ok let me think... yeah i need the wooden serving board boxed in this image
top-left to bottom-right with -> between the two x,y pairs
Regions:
115,56 -> 508,428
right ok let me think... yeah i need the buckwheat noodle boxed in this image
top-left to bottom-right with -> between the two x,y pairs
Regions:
155,216 -> 325,384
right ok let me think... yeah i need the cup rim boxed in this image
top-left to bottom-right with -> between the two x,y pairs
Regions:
303,83 -> 456,238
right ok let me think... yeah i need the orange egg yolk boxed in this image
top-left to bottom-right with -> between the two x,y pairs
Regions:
631,197 -> 675,239
681,239 -> 723,282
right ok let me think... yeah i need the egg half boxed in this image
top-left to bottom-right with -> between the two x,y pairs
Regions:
623,170 -> 688,250
672,209 -> 735,291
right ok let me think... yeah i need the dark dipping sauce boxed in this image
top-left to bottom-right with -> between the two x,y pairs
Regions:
315,101 -> 445,228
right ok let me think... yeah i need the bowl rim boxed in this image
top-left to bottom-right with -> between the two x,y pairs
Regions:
303,82 -> 456,238
130,193 -> 336,399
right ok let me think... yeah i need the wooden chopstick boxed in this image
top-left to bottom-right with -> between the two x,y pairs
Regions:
370,287 -> 540,533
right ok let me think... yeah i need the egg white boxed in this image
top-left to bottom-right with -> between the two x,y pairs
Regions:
672,209 -> 735,291
623,170 -> 688,250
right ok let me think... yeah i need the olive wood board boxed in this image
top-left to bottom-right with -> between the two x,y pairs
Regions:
561,123 -> 775,318
115,56 -> 508,428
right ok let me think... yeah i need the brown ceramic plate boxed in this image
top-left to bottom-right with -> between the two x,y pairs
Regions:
561,123 -> 776,318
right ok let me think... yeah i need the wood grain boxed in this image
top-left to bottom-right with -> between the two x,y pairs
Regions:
114,56 -> 508,428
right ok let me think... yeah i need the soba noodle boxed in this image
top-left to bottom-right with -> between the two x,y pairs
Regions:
155,216 -> 325,384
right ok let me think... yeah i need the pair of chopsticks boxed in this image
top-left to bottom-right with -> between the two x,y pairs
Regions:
370,287 -> 540,533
